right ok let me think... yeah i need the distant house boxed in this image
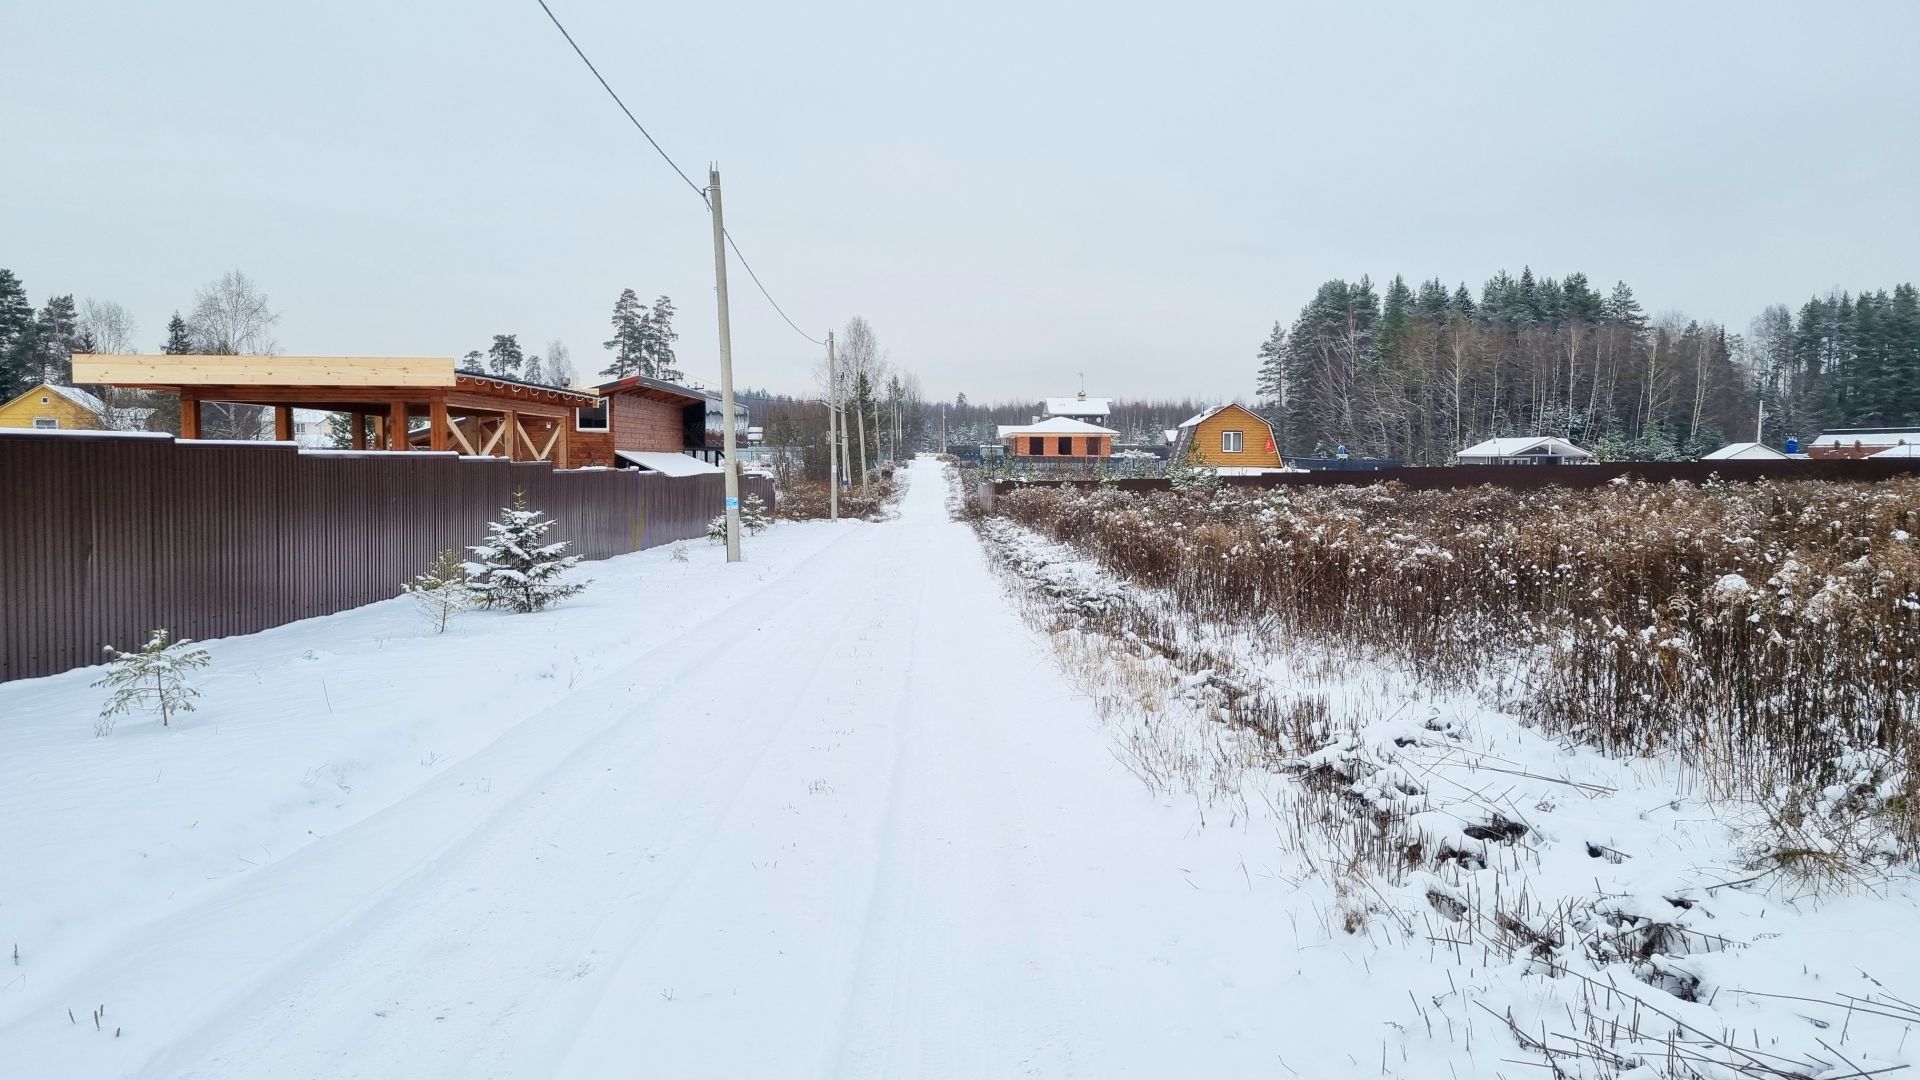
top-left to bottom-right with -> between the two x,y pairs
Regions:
1456,436 -> 1594,465
1043,392 -> 1112,426
1701,441 -> 1789,461
997,416 -> 1118,458
1172,404 -> 1284,471
0,383 -> 109,431
1808,428 -> 1920,460
1869,443 -> 1920,460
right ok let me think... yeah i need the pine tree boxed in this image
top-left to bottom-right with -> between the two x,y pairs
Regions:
1255,321 -> 1287,428
463,493 -> 588,613
0,268 -> 35,399
644,296 -> 681,381
603,288 -> 648,379
92,629 -> 211,734
485,334 -> 524,379
143,312 -> 195,433
402,549 -> 475,632
33,294 -> 79,385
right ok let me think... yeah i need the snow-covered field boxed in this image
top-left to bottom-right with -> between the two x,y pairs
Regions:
4,457 -> 1917,1078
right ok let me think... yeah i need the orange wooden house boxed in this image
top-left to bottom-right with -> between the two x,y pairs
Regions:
1171,403 -> 1285,471
996,416 -> 1119,458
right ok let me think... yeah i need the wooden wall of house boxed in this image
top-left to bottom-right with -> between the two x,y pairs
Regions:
0,387 -> 102,430
1188,405 -> 1281,468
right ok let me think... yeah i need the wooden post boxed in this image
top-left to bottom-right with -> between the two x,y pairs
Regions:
388,400 -> 408,451
350,410 -> 366,450
179,392 -> 200,439
557,412 -> 570,469
504,409 -> 518,461
274,406 -> 293,442
429,396 -> 449,452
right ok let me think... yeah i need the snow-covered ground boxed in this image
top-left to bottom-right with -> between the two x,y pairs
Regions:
3,457 -> 1917,1078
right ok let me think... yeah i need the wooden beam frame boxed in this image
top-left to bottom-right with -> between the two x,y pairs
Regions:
180,391 -> 200,439
274,406 -> 293,442
72,354 -> 454,387
388,401 -> 408,452
429,397 -> 448,452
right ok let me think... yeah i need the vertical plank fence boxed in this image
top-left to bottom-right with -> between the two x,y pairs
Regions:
0,432 -> 774,682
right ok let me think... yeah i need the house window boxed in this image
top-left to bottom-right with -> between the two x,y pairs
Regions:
1028,437 -> 1043,455
1221,430 -> 1244,453
1058,436 -> 1073,455
34,417 -> 58,429
575,402 -> 609,431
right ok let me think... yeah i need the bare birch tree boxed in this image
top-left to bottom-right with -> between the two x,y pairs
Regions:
188,271 -> 279,439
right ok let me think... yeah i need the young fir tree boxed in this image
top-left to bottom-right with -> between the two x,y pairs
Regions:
402,549 -> 475,632
92,629 -> 211,734
463,493 -> 588,613
741,493 -> 772,534
706,513 -> 729,543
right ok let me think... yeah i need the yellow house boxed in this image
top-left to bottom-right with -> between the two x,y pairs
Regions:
1172,403 -> 1285,470
0,383 -> 110,431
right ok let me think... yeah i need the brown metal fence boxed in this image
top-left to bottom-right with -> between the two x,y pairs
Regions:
990,457 -> 1920,498
0,433 -> 775,683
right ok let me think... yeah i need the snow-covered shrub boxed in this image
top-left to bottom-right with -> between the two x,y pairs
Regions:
92,629 -> 211,734
995,475 -> 1920,855
705,513 -> 728,544
669,544 -> 690,563
401,549 -> 474,633
463,493 -> 589,614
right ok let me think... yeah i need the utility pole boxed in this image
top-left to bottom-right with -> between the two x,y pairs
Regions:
708,166 -> 742,563
826,330 -> 839,521
1755,397 -> 1766,443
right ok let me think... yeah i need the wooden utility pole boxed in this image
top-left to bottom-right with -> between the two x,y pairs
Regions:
709,167 -> 742,562
826,330 -> 839,522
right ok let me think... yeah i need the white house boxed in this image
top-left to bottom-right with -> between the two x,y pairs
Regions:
1701,441 -> 1789,461
1456,436 -> 1595,465
1043,392 -> 1112,426
1869,443 -> 1920,459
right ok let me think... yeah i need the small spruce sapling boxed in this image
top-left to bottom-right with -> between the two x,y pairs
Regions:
402,549 -> 474,632
741,494 -> 772,535
706,513 -> 728,544
463,492 -> 589,613
92,630 -> 211,735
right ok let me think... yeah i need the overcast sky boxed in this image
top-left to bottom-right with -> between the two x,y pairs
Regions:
4,1 -> 1916,404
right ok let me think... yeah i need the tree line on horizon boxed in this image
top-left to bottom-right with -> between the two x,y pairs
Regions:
1257,269 -> 1920,464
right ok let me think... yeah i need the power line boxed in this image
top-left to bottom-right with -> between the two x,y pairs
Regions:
534,0 -> 826,348
726,229 -> 823,346
533,0 -> 706,203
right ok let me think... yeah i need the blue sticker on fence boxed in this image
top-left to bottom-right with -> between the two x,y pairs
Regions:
725,497 -> 739,508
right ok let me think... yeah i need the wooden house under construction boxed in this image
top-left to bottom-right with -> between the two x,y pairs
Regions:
70,354 -> 744,474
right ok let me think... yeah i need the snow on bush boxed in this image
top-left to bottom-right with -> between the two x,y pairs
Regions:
401,549 -> 475,632
92,629 -> 210,735
463,493 -> 589,614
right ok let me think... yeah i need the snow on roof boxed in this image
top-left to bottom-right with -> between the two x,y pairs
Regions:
1812,430 -> 1920,447
46,384 -> 109,415
614,450 -> 724,476
1044,396 -> 1111,417
1458,436 -> 1593,459
1701,442 -> 1788,460
1870,443 -> 1920,459
997,416 -> 1120,438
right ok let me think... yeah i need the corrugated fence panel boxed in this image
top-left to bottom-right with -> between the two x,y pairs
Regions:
0,434 -> 776,683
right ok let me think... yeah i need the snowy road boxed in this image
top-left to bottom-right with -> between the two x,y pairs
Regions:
4,458 -> 1326,1078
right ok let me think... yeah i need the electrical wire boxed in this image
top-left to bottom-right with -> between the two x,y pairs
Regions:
533,0 -> 707,203
726,229 -> 823,345
534,0 -> 826,348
